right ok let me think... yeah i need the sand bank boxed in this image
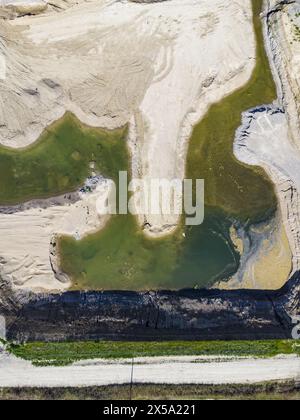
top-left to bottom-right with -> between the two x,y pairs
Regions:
0,0 -> 261,291
0,177 -> 110,291
230,0 -> 300,288
0,0 -> 256,235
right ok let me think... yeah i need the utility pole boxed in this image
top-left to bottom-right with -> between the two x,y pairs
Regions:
129,357 -> 134,401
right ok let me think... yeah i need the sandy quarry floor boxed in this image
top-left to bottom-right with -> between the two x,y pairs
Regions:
0,0 -> 299,292
0,178 -> 110,291
0,347 -> 299,387
0,0 -> 255,234
0,0 -> 258,291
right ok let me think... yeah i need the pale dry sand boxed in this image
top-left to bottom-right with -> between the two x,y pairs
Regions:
235,106 -> 300,282
0,0 -> 256,234
230,0 -> 300,289
0,0 -> 262,291
0,0 -> 47,18
0,0 -> 298,292
0,178 -> 110,291
128,0 -> 256,235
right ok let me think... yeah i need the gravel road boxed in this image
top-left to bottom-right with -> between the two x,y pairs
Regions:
0,349 -> 299,388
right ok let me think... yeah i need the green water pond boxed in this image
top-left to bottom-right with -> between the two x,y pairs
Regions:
60,0 -> 277,290
0,0 -> 277,290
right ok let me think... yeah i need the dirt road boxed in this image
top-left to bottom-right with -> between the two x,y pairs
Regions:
0,349 -> 299,387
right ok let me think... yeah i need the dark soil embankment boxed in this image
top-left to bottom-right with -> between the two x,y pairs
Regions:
1,271 -> 299,342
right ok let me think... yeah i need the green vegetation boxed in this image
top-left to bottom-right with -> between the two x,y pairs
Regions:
1,382 -> 299,400
0,114 -> 128,205
293,24 -> 300,42
8,340 -> 300,366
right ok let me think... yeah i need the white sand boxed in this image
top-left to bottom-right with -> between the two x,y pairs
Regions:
0,0 -> 261,292
0,0 -> 255,234
1,0 -> 299,292
231,1 -> 300,287
0,178 -> 110,291
128,0 -> 256,235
